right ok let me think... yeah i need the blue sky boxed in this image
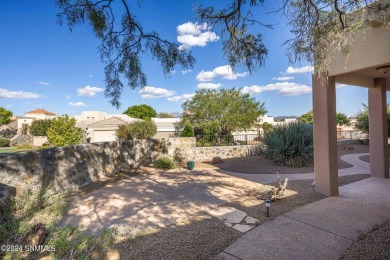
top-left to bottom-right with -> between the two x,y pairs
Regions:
0,0 -> 372,118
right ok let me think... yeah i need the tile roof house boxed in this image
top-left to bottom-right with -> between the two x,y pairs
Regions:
24,109 -> 57,120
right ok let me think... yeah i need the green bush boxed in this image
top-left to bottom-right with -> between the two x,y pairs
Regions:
29,119 -> 53,136
180,124 -> 194,137
154,156 -> 176,169
116,120 -> 157,140
263,122 -> 313,167
0,138 -> 10,147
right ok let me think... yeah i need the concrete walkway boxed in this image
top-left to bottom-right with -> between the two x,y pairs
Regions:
216,153 -> 370,184
217,177 -> 390,259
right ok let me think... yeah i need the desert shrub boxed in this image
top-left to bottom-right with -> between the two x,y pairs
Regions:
180,124 -> 194,137
16,143 -> 34,150
127,120 -> 157,139
0,138 -> 10,147
115,124 -> 130,139
263,122 -> 313,167
154,156 -> 176,169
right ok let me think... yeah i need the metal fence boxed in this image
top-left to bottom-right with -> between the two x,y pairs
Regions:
337,130 -> 368,140
195,134 -> 262,147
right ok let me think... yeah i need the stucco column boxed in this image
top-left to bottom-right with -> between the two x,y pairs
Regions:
368,78 -> 389,178
312,73 -> 338,196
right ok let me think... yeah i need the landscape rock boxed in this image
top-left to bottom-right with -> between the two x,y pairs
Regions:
245,216 -> 260,225
232,224 -> 255,233
209,207 -> 247,224
212,156 -> 224,164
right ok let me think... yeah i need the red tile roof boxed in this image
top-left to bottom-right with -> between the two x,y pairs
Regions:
25,109 -> 56,115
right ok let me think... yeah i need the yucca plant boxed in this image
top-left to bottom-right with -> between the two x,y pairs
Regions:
263,122 -> 313,167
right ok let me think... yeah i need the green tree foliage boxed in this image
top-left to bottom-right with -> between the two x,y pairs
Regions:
298,111 -> 351,126
263,122 -> 313,167
29,119 -> 53,136
355,104 -> 390,136
123,105 -> 157,120
336,113 -> 351,126
116,120 -> 157,140
157,112 -> 174,118
262,122 -> 273,133
0,107 -> 13,126
181,88 -> 266,136
180,124 -> 194,137
298,110 -> 313,124
47,115 -> 83,147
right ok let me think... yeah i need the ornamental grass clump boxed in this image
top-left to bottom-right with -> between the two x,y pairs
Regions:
154,156 -> 176,169
263,122 -> 313,167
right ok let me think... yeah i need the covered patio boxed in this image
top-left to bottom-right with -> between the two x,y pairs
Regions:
313,6 -> 390,196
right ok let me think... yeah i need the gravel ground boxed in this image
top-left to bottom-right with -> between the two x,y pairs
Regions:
111,174 -> 370,259
206,144 -> 372,174
340,220 -> 390,260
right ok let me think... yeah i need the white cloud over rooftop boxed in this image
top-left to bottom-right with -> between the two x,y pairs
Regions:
196,65 -> 247,82
242,82 -> 312,96
68,101 -> 87,107
0,88 -> 42,99
139,86 -> 175,99
167,93 -> 195,102
77,85 -> 104,96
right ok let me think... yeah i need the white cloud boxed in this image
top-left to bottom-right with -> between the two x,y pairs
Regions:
196,83 -> 221,89
273,76 -> 294,81
34,103 -> 43,107
167,93 -> 195,102
77,85 -> 104,96
196,70 -> 216,82
285,65 -> 314,74
242,82 -> 312,96
38,81 -> 49,86
5,104 -> 12,108
0,88 -> 42,99
182,69 -> 192,74
66,94 -> 71,99
139,86 -> 175,99
89,74 -> 93,78
196,65 -> 247,82
170,70 -> 176,75
336,83 -> 350,88
177,22 -> 219,50
68,102 -> 87,107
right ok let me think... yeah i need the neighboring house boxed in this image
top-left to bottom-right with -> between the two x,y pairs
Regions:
152,118 -> 181,138
24,109 -> 57,120
74,111 -> 182,142
274,116 -> 298,125
86,117 -> 139,143
5,109 -> 58,135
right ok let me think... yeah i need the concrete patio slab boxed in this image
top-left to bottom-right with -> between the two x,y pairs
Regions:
215,252 -> 240,260
60,170 -> 264,234
222,215 -> 352,260
283,197 -> 390,240
219,177 -> 390,260
209,207 -> 247,224
339,177 -> 390,210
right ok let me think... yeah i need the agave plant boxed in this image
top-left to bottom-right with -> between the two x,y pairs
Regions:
263,122 -> 313,167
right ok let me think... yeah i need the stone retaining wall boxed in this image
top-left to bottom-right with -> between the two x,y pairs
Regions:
0,137 -> 264,195
3,137 -> 368,196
